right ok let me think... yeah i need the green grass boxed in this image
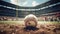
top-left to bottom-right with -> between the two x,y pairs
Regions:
0,21 -> 24,25
0,21 -> 60,25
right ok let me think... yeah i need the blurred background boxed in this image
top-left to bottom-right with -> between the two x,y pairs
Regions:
0,0 -> 60,21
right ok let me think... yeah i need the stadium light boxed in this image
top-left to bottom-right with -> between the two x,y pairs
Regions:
16,0 -> 19,20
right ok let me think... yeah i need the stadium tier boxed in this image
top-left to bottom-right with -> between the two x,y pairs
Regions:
0,0 -> 60,18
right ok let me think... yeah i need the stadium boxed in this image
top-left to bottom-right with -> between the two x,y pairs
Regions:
0,0 -> 60,34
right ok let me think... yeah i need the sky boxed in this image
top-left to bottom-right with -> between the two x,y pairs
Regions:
2,0 -> 50,7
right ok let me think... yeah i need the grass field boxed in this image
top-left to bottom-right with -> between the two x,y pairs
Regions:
0,21 -> 60,25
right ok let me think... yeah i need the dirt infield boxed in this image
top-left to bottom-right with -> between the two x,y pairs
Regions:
0,21 -> 60,34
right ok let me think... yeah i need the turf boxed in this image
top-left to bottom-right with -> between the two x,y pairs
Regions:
0,21 -> 60,25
